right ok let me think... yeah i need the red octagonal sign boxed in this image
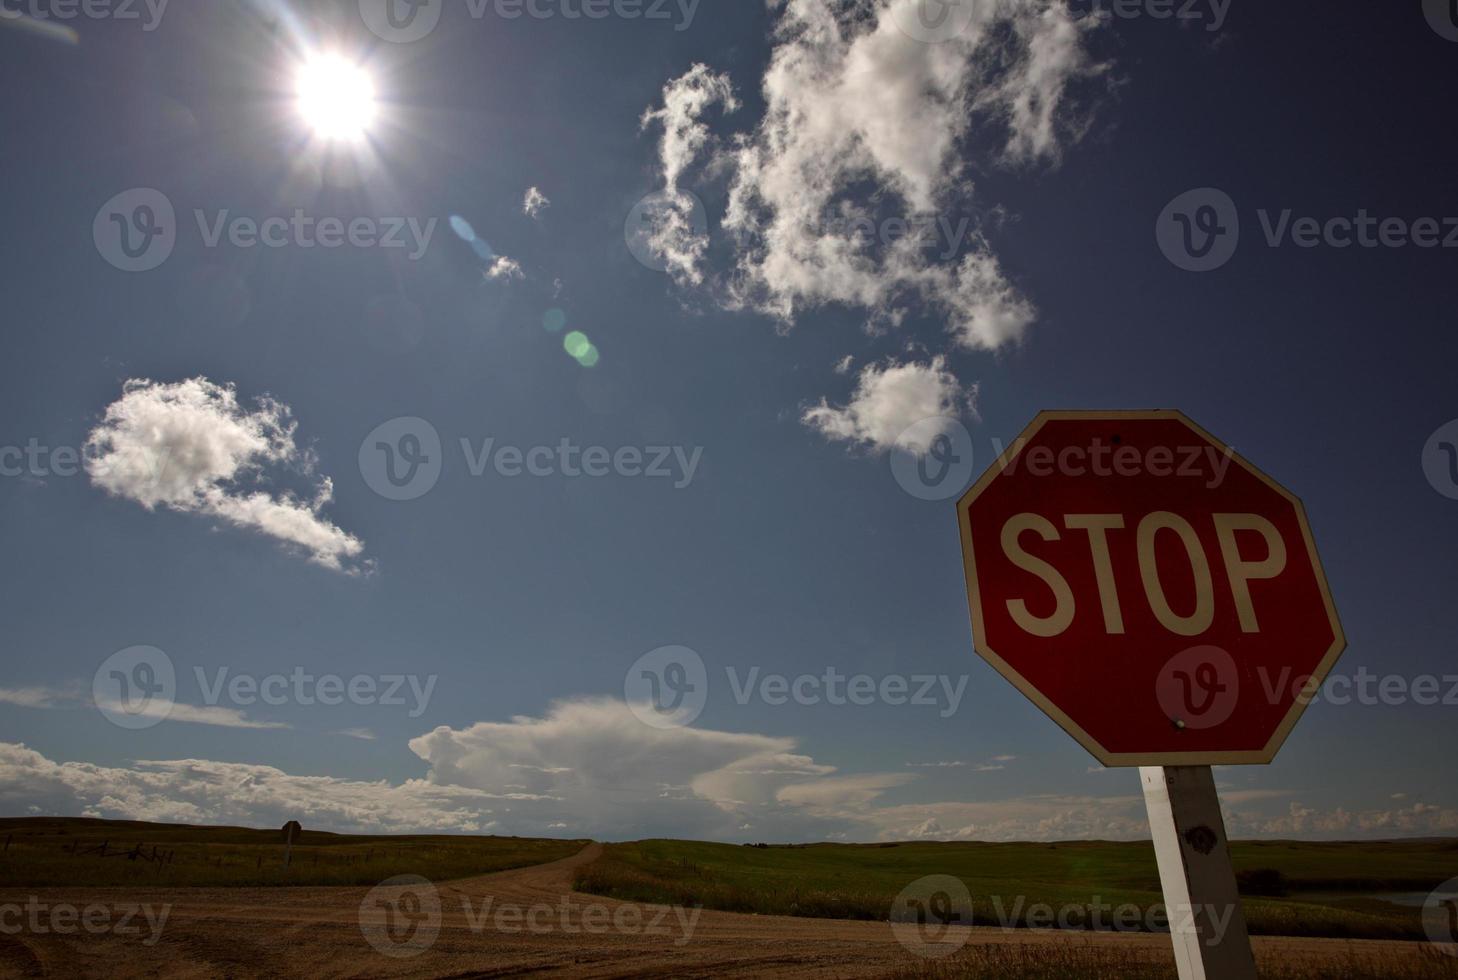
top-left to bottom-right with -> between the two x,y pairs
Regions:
957,411 -> 1345,766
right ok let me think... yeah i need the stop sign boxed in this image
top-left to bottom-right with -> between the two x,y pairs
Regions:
957,411 -> 1345,766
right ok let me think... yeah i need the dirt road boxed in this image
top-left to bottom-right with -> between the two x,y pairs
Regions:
0,843 -> 1434,977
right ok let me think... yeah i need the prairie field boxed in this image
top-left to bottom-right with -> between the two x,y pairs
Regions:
573,837 -> 1458,943
0,816 -> 587,888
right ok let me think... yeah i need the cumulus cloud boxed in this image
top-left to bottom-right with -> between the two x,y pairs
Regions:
485,255 -> 525,281
84,378 -> 367,573
803,356 -> 972,453
638,0 -> 1098,350
523,186 -> 551,218
410,697 -> 859,840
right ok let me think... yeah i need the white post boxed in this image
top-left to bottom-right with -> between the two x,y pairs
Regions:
1140,766 -> 1256,980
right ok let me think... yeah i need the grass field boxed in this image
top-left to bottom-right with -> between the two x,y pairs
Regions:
882,943 -> 1458,979
573,838 -> 1458,942
0,817 -> 587,888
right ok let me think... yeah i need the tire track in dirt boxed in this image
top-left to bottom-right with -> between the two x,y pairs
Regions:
0,842 -> 1439,978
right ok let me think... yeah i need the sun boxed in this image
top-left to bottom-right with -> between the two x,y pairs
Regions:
296,54 -> 377,142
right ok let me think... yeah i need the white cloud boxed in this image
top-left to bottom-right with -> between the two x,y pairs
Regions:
638,64 -> 738,286
803,356 -> 971,453
335,728 -> 376,741
0,687 -> 67,709
523,186 -> 550,218
84,378 -> 367,574
4,716 -> 1451,842
485,256 -> 525,281
2,684 -> 289,731
1224,800 -> 1458,838
0,743 -> 516,834
639,0 -> 1098,348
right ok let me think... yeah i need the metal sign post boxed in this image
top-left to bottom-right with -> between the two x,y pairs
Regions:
1141,766 -> 1256,980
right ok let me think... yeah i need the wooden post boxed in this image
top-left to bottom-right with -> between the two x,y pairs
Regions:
1141,766 -> 1256,980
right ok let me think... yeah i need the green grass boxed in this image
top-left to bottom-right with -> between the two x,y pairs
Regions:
573,838 -> 1458,942
0,817 -> 587,888
882,944 -> 1458,979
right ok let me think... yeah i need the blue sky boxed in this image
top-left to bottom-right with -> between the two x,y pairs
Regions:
1,0 -> 1456,843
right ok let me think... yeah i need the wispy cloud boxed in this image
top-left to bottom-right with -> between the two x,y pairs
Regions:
2,684 -> 288,731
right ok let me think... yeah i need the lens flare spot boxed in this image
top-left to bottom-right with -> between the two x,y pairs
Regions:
543,308 -> 567,333
563,331 -> 592,358
449,215 -> 477,242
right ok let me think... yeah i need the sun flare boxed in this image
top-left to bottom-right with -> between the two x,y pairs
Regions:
295,54 -> 377,142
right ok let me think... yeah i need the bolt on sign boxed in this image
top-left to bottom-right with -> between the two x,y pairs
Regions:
957,410 -> 1345,767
